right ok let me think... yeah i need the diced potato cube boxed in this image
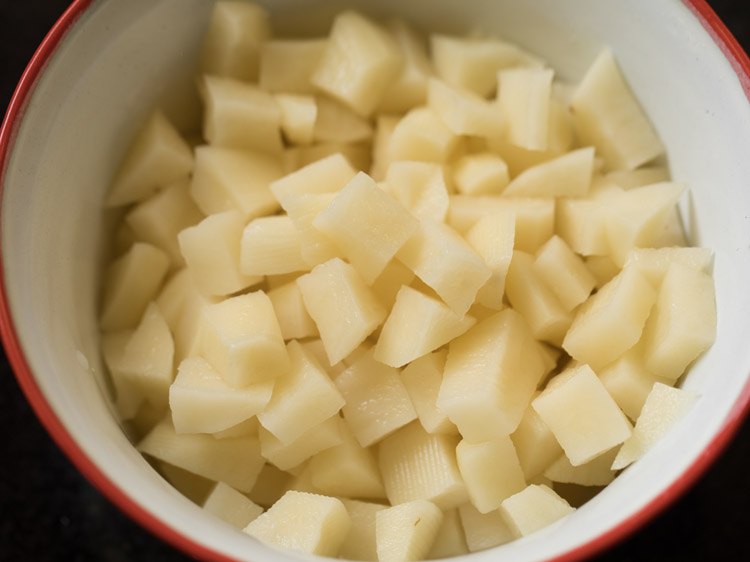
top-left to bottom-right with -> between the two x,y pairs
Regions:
100,242 -> 170,332
532,365 -> 632,466
624,246 -> 713,288
464,209 -> 515,310
199,0 -> 270,82
497,67 -> 553,150
297,258 -> 387,365
178,211 -> 262,297
437,309 -> 548,441
503,147 -> 595,198
499,484 -> 574,537
612,383 -> 698,470
276,94 -> 317,145
243,491 -> 350,557
457,503 -> 514,552
452,153 -> 510,196
101,330 -> 141,419
313,172 -> 418,283
642,261 -> 716,380
370,114 -> 401,180
106,111 -> 193,207
311,11 -> 402,117
267,282 -> 318,340
370,259 -> 416,310
258,340 -> 344,445
383,161 -> 450,222
240,215 -> 307,276
427,508 -> 468,559
400,350 -> 458,435
387,107 -> 461,164
335,350 -> 417,447
313,95 -> 373,143
169,356 -> 273,434
288,142 -> 372,174
427,78 -> 505,139
308,416 -> 386,499
158,461 -> 215,505
585,254 -> 621,288
203,482 -> 263,529
189,145 -> 282,220
259,38 -> 327,94
200,291 -> 289,387
511,396 -> 564,480
378,19 -> 432,114
456,436 -> 527,513
279,192 -> 342,268
138,416 -> 264,492
376,500 -> 443,562
379,421 -> 467,509
533,235 -> 597,311
570,48 -> 664,171
270,152 -> 357,205
374,286 -> 476,368
249,463 -> 292,508
562,264 -> 656,370
607,166 -> 670,189
397,219 -> 491,316
212,417 -> 260,439
339,499 -> 387,561
200,75 -> 283,152
259,414 -> 342,471
543,448 -> 618,486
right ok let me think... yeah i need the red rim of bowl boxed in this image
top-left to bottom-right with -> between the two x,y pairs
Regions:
1,1 -> 749,561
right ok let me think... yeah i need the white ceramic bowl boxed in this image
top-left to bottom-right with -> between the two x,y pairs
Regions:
2,1 -> 750,561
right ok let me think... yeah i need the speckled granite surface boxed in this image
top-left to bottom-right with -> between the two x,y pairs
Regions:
1,1 -> 749,561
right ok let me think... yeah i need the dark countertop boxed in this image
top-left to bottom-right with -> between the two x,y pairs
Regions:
1,1 -> 749,561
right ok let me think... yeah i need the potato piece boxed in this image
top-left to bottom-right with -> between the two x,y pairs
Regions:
270,152 -> 357,204
101,330 -> 140,419
200,291 -> 289,388
243,491 -> 350,557
259,415 -> 342,471
427,78 -> 505,139
585,254 -> 621,288
376,500 -> 443,562
106,111 -> 193,207
100,242 -> 170,332
370,259 -> 416,310
624,246 -> 713,288
275,94 -> 317,146
511,396 -> 564,480
212,417 -> 260,440
169,357 -> 273,434
383,161 -> 450,222
379,421 -> 467,509
202,482 -> 263,529
503,147 -> 595,198
339,499 -> 387,561
458,503 -> 514,552
311,11 -> 402,117
452,153 -> 510,196
259,38 -> 327,94
335,350 -> 417,447
497,67 -> 553,150
379,19 -> 432,114
199,0 -> 270,82
533,235 -> 597,311
240,215 -> 307,276
464,209 -> 515,310
499,484 -> 574,537
387,107 -> 461,164
158,461 -> 215,505
267,282 -> 318,341
543,448 -> 618,486
532,365 -> 632,466
249,463 -> 292,508
427,508 -> 468,559
313,95 -> 373,144
400,350 -> 458,435
607,166 -> 670,189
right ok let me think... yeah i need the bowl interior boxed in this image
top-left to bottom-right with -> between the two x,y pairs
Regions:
3,0 -> 750,561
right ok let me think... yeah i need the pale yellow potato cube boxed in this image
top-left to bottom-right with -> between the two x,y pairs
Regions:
430,34 -> 529,98
258,340 -> 344,445
499,484 -> 574,537
427,78 -> 505,139
624,246 -> 713,288
276,94 -> 317,146
212,417 -> 260,440
504,147 -> 595,198
387,107 -> 461,164
511,396 -> 564,480
607,166 -> 670,189
376,500 -> 443,562
437,309 -> 548,441
452,153 -> 510,196
125,179 -> 203,269
138,416 -> 264,492
533,235 -> 597,311
370,259 -> 416,311
313,95 -> 373,144
383,161 -> 450,222
190,145 -> 282,220
585,254 -> 621,288
374,285 -> 476,368
279,192 -> 342,268
100,242 -> 170,332
243,491 -> 350,557
571,48 -> 664,171
379,421 -> 467,509
498,67 -> 553,150
284,462 -> 326,495
427,508 -> 468,559
643,261 -> 716,381
370,114 -> 400,180
158,461 -> 215,505
203,482 -> 263,529
259,414 -> 342,471
240,215 -> 307,276
297,258 -> 387,365
166,275 -> 218,365
200,291 -> 289,388
249,463 -> 292,508
505,250 -> 572,346
339,499 -> 387,561
562,264 -> 656,370
313,172 -> 418,283
200,75 -> 283,152
169,356 -> 273,434
457,503 -> 514,552
259,38 -> 327,94
456,436 -> 527,513
106,111 -> 193,207
178,211 -> 262,297
379,19 -> 432,114
311,11 -> 402,117
397,219 -> 491,316
199,0 -> 270,82
464,209 -> 515,310
267,282 -> 318,341
101,330 -> 141,419
335,350 -> 417,447
270,152 -> 357,205
612,383 -> 698,470
400,350 -> 458,435
308,416 -> 386,500
287,142 -> 372,174
543,448 -> 618,486
532,365 -> 632,466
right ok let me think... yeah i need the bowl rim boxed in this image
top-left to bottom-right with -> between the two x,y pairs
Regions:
1,1 -> 749,561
